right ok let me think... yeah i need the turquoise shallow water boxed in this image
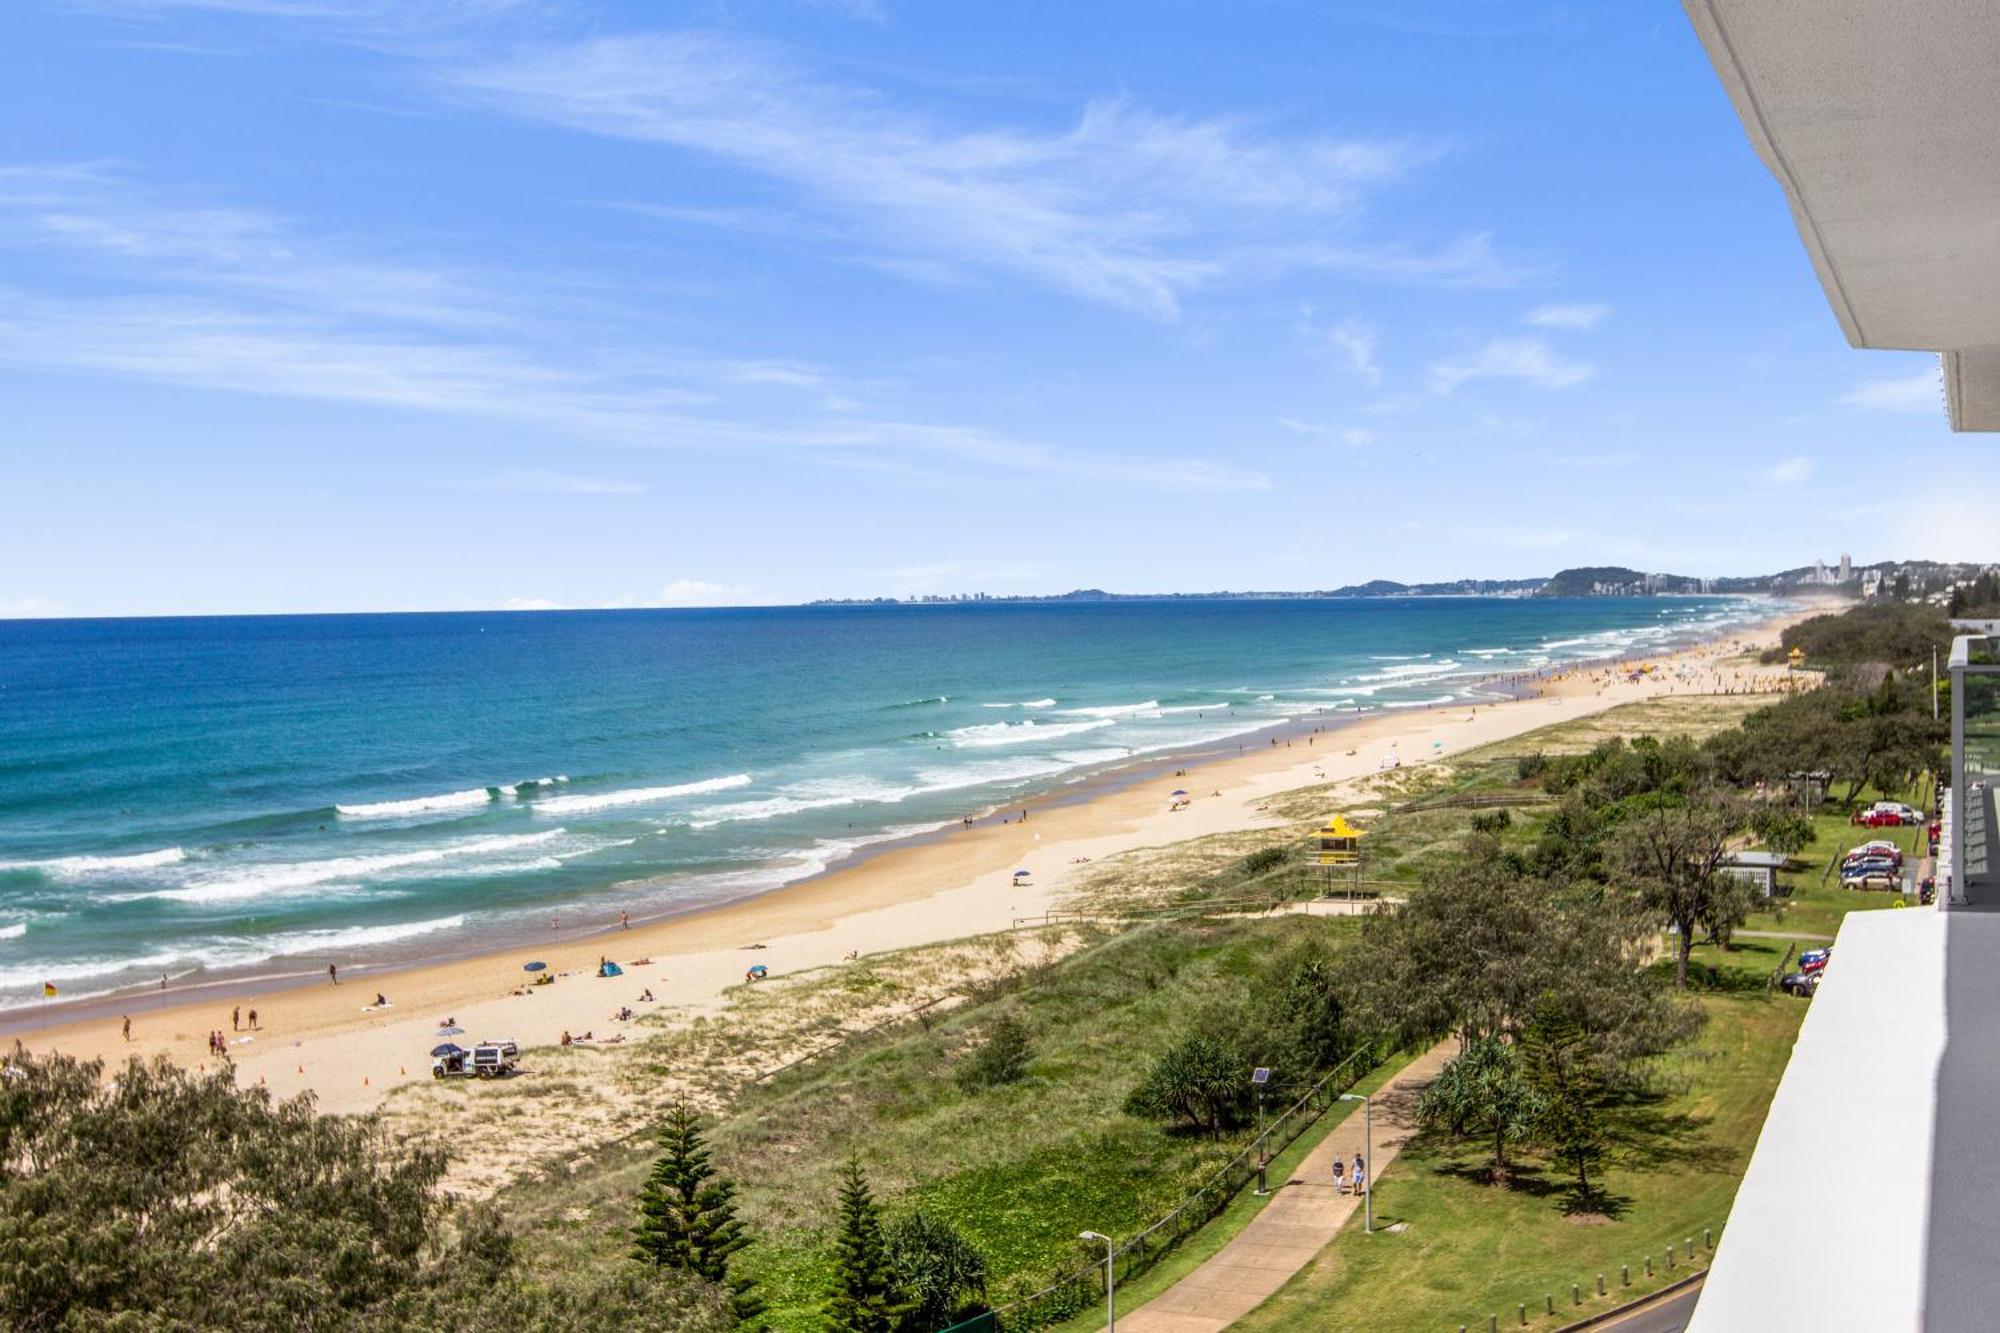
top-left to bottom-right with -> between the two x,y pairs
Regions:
0,596 -> 1768,1008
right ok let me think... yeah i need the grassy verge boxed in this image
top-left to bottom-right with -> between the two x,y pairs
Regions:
1231,984 -> 1802,1332
499,914 -> 1362,1332
1036,1050 -> 1410,1333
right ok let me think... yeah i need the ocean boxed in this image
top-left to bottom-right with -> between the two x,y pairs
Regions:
0,596 -> 1769,1009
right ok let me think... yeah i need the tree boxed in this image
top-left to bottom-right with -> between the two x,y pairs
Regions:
827,1160 -> 912,1333
955,1014 -> 1033,1092
633,1097 -> 761,1325
1610,793 -> 1750,987
1748,804 -> 1815,859
1122,1032 -> 1247,1137
1416,1037 -> 1540,1172
0,1045 -> 739,1333
1519,998 -> 1608,1207
884,1212 -> 987,1333
1337,838 -> 1700,1070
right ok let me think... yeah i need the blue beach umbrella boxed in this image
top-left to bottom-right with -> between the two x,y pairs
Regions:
434,1025 -> 464,1037
431,1043 -> 466,1058
522,961 -> 547,972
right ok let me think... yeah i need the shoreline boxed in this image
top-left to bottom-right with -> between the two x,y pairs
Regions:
8,607 -> 1817,1117
2,606 -> 1765,1030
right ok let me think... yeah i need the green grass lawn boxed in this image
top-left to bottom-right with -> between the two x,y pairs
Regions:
1231,986 -> 1803,1332
1745,780 -> 1933,939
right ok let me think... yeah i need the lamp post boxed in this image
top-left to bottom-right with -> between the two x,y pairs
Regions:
1251,1067 -> 1272,1195
1080,1230 -> 1115,1332
1339,1092 -> 1373,1233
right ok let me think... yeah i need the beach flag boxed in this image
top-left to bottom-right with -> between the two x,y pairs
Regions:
42,981 -> 56,998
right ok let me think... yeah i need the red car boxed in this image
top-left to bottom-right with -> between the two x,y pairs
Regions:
1852,810 -> 1905,828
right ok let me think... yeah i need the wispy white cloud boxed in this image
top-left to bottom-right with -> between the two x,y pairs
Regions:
0,168 -> 1264,494
1299,308 -> 1383,385
1341,427 -> 1379,447
654,578 -> 751,607
1525,302 -> 1608,331
1429,337 -> 1593,394
0,596 -> 64,619
448,32 -> 1514,319
500,595 -> 565,611
1839,366 -> 1941,415
1277,418 -> 1377,447
1764,455 -> 1814,484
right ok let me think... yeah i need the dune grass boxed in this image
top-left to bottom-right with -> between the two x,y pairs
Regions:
499,913 -> 1363,1332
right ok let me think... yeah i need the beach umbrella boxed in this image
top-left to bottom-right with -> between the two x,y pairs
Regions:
1013,868 -> 1031,877
431,1043 -> 466,1058
1171,789 -> 1189,796
434,1025 -> 464,1037
522,961 -> 547,972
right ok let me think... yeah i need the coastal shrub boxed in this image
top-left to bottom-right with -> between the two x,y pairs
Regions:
1239,845 -> 1290,877
884,1212 -> 989,1332
1769,602 -> 1952,670
955,1013 -> 1033,1092
1515,752 -> 1549,781
0,1045 -> 732,1333
1416,1036 -> 1540,1172
1123,1031 -> 1251,1137
1469,808 -> 1512,834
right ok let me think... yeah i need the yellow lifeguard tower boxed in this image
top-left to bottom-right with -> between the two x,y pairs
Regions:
1311,815 -> 1365,867
1786,646 -> 1806,671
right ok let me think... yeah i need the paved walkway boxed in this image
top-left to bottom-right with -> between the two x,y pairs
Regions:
1107,1039 -> 1456,1333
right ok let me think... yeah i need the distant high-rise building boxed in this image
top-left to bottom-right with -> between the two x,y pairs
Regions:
1839,553 -> 1852,582
1814,558 -> 1828,585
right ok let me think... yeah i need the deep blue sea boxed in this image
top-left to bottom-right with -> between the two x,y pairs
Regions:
0,596 -> 1768,1008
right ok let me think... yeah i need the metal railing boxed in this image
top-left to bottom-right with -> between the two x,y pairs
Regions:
938,1041 -> 1389,1332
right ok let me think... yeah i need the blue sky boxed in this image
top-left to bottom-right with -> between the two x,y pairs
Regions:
0,1 -> 1972,616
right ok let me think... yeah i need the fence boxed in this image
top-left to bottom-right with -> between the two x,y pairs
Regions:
1453,1222 -> 1720,1332
938,1041 -> 1388,1333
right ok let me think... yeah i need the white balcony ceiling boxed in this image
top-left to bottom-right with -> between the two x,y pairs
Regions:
1686,0 -> 2000,429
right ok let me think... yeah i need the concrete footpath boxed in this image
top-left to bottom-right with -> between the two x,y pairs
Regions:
1107,1039 -> 1455,1333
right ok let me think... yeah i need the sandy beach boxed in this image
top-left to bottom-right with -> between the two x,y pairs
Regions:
11,609 -> 1817,1119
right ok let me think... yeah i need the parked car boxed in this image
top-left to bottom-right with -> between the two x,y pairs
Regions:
1841,871 -> 1899,892
1798,948 -> 1831,973
1869,801 -> 1923,824
1853,809 -> 1907,829
1781,970 -> 1821,998
1843,857 -> 1900,877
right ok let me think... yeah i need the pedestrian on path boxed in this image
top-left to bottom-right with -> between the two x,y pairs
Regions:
1332,1156 -> 1346,1193
1351,1157 -> 1366,1195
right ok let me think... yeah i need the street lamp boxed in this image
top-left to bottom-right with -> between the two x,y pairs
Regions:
1079,1231 -> 1115,1332
1339,1093 -> 1373,1234
1251,1067 -> 1272,1195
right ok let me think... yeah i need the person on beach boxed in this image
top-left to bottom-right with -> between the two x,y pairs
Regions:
247,1008 -> 258,1029
327,963 -> 338,985
1332,1156 -> 1346,1193
620,911 -> 629,931
232,1006 -> 240,1032
561,1030 -> 572,1046
121,1015 -> 131,1042
374,992 -> 388,1008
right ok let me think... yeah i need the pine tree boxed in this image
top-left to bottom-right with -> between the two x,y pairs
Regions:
1519,997 -> 1608,1208
633,1097 -> 764,1325
827,1159 -> 913,1333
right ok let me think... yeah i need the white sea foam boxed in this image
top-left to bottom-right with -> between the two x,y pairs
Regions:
137,831 -> 567,904
1463,647 -> 1515,657
1384,694 -> 1458,709
947,719 -> 1116,748
1354,661 -> 1462,683
0,846 -> 188,879
0,923 -> 24,941
535,774 -> 752,815
983,698 -> 1056,709
1370,653 -> 1431,661
687,777 -> 918,829
509,775 -> 570,796
1060,700 -> 1159,718
336,787 -> 493,820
